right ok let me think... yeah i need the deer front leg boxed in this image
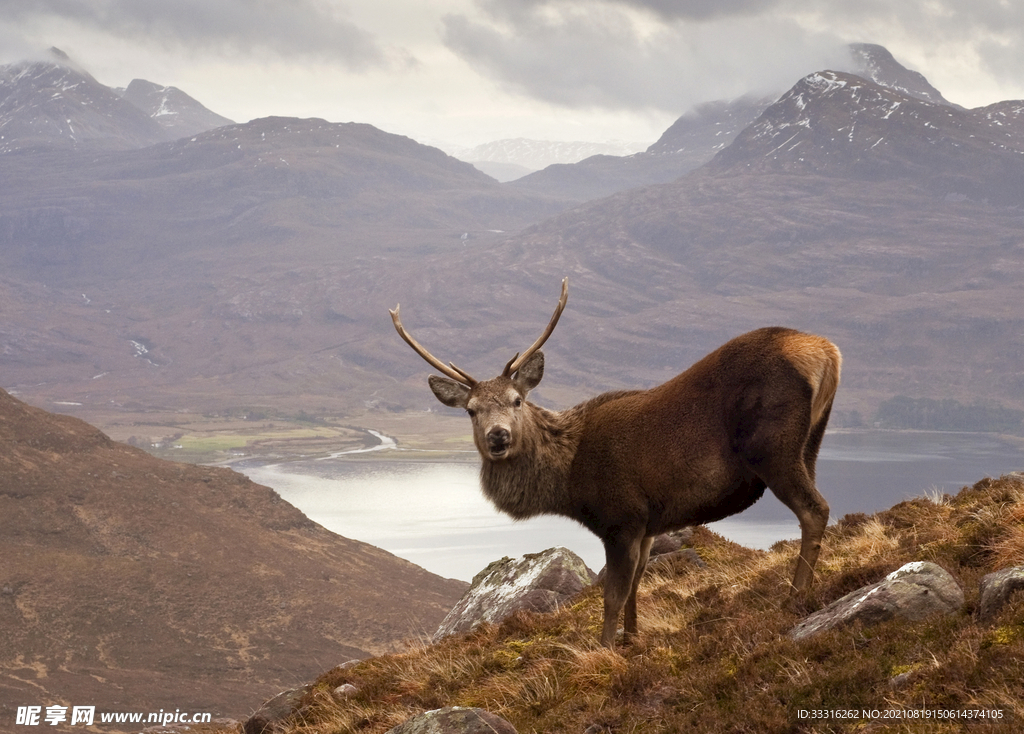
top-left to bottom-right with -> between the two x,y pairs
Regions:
623,535 -> 653,642
600,531 -> 645,649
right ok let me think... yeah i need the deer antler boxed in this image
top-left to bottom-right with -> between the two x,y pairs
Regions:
390,305 -> 478,386
504,277 -> 569,376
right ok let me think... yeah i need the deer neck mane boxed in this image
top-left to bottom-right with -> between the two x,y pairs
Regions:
478,401 -> 584,520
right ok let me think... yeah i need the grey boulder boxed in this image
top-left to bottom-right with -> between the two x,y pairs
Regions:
385,706 -> 516,734
978,566 -> 1024,622
433,547 -> 594,642
790,561 -> 964,641
243,685 -> 312,734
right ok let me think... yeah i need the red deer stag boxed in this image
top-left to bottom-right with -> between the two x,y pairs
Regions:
390,278 -> 841,648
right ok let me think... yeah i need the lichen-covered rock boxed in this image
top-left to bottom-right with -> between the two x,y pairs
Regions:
978,566 -> 1024,622
385,706 -> 517,734
789,561 -> 964,641
243,685 -> 312,734
433,547 -> 594,642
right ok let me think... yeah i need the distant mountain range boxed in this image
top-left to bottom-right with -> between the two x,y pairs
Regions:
490,71 -> 1024,418
1,43 -> 1023,427
709,69 -> 1024,201
447,138 -> 647,181
504,43 -> 971,201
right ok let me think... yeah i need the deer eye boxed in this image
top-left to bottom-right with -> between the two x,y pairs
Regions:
466,408 -> 476,418
514,397 -> 523,408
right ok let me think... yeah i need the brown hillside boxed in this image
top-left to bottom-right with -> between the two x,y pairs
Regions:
277,474 -> 1024,733
0,388 -> 467,723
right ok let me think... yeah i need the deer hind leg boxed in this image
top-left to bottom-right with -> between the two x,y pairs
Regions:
769,462 -> 829,601
744,399 -> 830,605
787,405 -> 834,598
600,530 -> 647,649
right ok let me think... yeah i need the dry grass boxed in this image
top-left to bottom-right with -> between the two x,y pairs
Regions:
268,474 -> 1024,734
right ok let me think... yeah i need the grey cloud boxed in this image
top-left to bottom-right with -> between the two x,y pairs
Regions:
477,0 -> 782,21
580,0 -> 783,21
443,2 -> 846,113
814,0 -> 1024,87
0,0 -> 389,68
445,0 -> 1024,114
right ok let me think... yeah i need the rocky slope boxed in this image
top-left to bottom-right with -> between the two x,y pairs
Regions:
847,42 -> 955,107
0,388 -> 467,721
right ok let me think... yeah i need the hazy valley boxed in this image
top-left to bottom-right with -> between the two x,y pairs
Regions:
3,44 -> 1023,448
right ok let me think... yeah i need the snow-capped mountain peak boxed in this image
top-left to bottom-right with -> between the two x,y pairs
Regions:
0,48 -> 232,153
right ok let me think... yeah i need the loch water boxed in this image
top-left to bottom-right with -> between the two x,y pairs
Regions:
237,430 -> 1022,582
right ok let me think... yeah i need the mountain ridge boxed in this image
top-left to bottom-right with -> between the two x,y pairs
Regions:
0,56 -> 167,153
119,78 -> 235,138
709,70 -> 1024,197
506,43 -> 967,202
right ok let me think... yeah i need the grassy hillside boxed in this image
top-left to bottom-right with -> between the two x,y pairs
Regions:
229,473 -> 1024,733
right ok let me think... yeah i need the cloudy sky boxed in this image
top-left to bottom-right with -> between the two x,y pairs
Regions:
3,0 -> 1024,149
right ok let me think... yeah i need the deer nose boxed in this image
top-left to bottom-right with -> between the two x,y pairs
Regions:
486,427 -> 511,453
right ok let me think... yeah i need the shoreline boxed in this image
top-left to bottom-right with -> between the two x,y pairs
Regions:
235,425 -> 1024,466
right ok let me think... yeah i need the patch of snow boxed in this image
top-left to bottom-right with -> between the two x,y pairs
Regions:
805,72 -> 848,95
887,561 -> 928,581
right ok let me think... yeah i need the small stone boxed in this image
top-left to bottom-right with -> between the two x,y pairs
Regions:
332,683 -> 358,699
978,566 -> 1024,622
649,533 -> 684,557
888,672 -> 913,689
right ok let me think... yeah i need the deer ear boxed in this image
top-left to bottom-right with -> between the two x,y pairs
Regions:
428,375 -> 471,408
513,350 -> 544,393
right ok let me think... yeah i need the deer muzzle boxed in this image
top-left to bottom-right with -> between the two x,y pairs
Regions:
485,427 -> 511,458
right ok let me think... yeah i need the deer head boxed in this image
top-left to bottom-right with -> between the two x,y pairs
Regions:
390,278 -> 568,460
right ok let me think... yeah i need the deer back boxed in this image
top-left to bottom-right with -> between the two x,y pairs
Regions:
563,327 -> 840,538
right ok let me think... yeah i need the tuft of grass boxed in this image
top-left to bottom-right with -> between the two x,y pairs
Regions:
275,474 -> 1024,734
